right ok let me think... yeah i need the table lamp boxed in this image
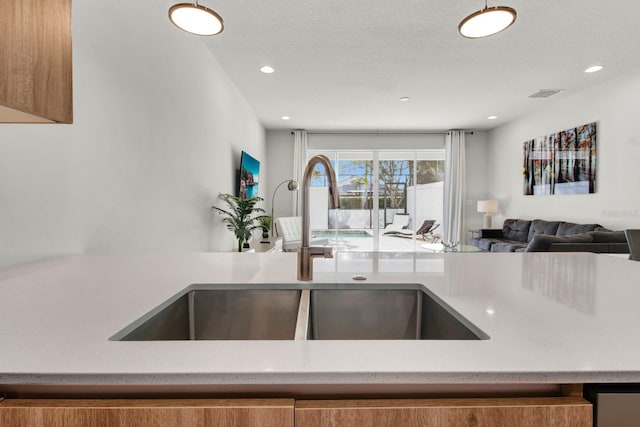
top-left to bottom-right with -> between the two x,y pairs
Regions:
477,200 -> 499,229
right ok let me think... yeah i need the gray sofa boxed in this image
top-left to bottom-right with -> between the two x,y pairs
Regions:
469,218 -> 629,253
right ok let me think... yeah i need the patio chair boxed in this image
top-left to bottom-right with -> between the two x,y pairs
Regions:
382,213 -> 411,234
274,216 -> 328,252
383,218 -> 440,242
415,220 -> 440,242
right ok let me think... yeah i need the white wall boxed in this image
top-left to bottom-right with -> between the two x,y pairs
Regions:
0,1 -> 265,268
265,130 -> 296,218
463,131 -> 491,240
487,68 -> 640,230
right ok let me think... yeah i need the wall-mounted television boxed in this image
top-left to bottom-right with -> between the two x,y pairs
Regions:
238,151 -> 260,199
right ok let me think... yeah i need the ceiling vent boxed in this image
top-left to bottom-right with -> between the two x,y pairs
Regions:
529,89 -> 564,98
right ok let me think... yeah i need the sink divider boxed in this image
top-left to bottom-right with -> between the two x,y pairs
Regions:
188,291 -> 196,340
415,290 -> 423,340
294,290 -> 311,340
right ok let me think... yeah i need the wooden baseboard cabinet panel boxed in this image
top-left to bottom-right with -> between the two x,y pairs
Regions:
295,397 -> 592,427
0,398 -> 295,427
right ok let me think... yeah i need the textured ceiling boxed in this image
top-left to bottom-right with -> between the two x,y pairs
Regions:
180,0 -> 640,131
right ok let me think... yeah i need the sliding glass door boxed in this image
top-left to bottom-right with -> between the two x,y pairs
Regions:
307,149 -> 444,252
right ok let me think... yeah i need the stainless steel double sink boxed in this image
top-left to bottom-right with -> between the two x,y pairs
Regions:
110,284 -> 489,341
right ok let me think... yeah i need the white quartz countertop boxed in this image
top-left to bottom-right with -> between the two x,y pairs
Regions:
1,251 -> 640,391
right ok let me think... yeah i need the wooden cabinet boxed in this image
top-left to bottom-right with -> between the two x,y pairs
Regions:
0,394 -> 593,426
295,397 -> 592,427
0,398 -> 295,427
0,0 -> 73,123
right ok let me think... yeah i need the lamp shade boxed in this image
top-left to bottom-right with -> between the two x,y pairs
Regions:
459,5 -> 516,38
477,200 -> 499,213
169,2 -> 224,36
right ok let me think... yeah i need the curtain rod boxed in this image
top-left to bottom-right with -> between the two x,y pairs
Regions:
291,130 -> 474,135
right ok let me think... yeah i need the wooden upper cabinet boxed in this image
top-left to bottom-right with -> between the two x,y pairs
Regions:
0,0 -> 73,123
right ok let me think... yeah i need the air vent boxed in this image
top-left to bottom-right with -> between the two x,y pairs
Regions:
529,89 -> 564,98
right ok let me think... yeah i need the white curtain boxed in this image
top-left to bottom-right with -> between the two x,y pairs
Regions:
292,130 -> 308,216
443,130 -> 466,246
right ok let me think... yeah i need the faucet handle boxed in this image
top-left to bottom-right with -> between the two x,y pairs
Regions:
322,247 -> 334,259
307,246 -> 333,259
297,246 -> 333,281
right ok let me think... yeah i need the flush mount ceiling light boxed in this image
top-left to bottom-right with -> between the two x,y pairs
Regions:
168,1 -> 224,36
459,1 -> 516,39
260,66 -> 275,74
281,116 -> 291,120
487,115 -> 498,120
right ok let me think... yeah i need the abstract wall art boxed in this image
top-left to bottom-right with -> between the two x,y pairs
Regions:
523,122 -> 597,196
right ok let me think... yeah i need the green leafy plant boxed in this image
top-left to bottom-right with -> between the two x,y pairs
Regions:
212,194 -> 268,252
258,216 -> 272,232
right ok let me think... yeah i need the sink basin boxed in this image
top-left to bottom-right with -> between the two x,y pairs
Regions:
111,284 -> 488,341
306,289 -> 485,340
115,289 -> 301,341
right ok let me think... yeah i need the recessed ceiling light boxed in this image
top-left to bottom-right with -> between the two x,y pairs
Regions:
400,97 -> 410,102
260,66 -> 275,74
281,116 -> 290,120
488,115 -> 499,120
584,65 -> 604,73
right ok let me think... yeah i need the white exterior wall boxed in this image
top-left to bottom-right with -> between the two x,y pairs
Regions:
407,181 -> 444,234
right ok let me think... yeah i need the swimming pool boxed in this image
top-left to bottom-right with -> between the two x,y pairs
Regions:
313,230 -> 373,238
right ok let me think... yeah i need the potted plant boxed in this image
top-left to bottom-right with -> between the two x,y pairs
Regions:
212,194 -> 268,252
258,216 -> 272,243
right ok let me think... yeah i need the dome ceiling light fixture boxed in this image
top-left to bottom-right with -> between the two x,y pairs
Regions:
168,1 -> 224,36
458,0 -> 516,39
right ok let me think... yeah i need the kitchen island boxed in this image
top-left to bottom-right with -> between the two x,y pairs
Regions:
0,251 -> 638,425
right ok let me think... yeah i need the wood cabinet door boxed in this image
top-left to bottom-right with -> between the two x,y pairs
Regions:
0,0 -> 73,123
0,398 -> 294,427
296,397 -> 592,427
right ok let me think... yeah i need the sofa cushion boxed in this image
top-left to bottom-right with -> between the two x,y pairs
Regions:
490,241 -> 528,252
525,234 -> 593,252
476,238 -> 502,251
588,230 -> 628,243
502,219 -> 532,242
556,222 -> 601,236
527,219 -> 562,242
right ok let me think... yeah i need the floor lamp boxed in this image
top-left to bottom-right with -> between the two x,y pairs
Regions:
271,179 -> 299,236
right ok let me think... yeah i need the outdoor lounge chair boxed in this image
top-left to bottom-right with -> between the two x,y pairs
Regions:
384,219 -> 440,242
382,213 -> 411,234
415,220 -> 440,242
